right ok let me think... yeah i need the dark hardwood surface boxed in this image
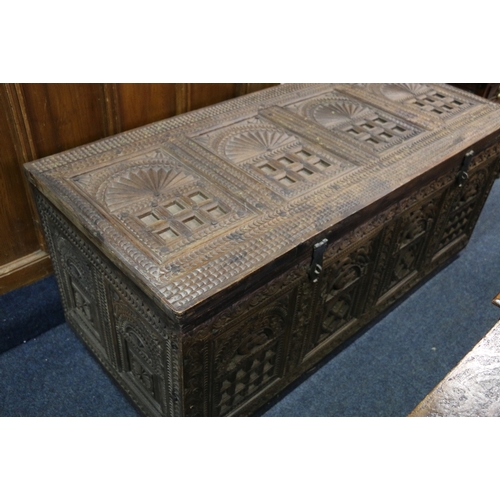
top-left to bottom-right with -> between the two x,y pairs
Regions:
26,84 -> 500,319
26,83 -> 500,416
0,83 -> 278,295
450,83 -> 500,101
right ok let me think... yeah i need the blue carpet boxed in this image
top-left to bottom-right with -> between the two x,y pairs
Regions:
0,323 -> 139,417
0,275 -> 65,354
1,179 -> 500,417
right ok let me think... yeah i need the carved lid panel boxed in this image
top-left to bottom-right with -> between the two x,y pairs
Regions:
71,150 -> 256,263
25,84 -> 500,316
191,117 -> 358,200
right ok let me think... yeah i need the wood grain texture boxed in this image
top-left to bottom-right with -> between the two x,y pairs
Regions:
19,84 -> 108,159
0,86 -> 41,267
188,83 -> 239,111
26,83 -> 500,416
115,84 -> 177,132
25,83 -> 500,316
0,83 -> 278,294
0,251 -> 52,295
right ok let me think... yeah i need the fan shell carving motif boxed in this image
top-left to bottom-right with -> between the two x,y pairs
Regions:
380,83 -> 431,101
224,129 -> 296,164
311,101 -> 367,127
103,166 -> 193,212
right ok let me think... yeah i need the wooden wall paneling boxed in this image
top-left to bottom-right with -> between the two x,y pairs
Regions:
174,83 -> 279,115
100,83 -> 121,137
114,84 -> 177,132
0,87 -> 39,264
18,84 -> 109,159
187,83 -> 238,112
0,85 -> 52,294
3,84 -> 45,248
0,83 -> 280,295
1,83 -> 112,294
235,83 -> 279,96
175,83 -> 190,115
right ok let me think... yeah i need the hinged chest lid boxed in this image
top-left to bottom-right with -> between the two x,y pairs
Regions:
24,84 -> 500,321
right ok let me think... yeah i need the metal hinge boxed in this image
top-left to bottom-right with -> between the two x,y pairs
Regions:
457,150 -> 474,187
308,238 -> 328,283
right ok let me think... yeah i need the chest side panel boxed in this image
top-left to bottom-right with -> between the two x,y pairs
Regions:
35,192 -> 183,416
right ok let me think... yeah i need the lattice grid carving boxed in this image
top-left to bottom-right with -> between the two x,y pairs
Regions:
287,93 -> 421,150
213,302 -> 289,416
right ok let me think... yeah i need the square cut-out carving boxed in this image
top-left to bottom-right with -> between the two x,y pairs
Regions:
373,117 -> 387,124
158,228 -> 178,240
139,213 -> 160,226
296,150 -> 312,159
279,157 -> 294,166
347,128 -> 360,135
184,216 -> 204,229
361,123 -> 374,129
379,132 -> 393,139
366,137 -> 379,144
392,125 -> 406,133
190,192 -> 208,204
166,202 -> 185,215
452,100 -> 463,106
260,164 -> 277,175
279,176 -> 296,186
298,168 -> 314,177
316,160 -> 331,170
207,205 -> 226,218
432,108 -> 443,114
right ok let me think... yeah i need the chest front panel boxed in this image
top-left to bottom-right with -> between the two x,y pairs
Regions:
25,84 -> 500,416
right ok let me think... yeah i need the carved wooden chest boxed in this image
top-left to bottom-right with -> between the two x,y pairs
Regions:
24,84 -> 500,417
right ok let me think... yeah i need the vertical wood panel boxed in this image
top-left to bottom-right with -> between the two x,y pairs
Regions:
0,83 -> 279,294
246,83 -> 279,94
188,83 -> 239,112
175,83 -> 190,115
101,83 -> 121,136
115,84 -> 177,132
19,83 -> 108,158
5,84 -> 47,249
235,83 -> 279,96
0,86 -> 41,266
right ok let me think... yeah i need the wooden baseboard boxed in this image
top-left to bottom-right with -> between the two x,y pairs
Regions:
0,250 -> 53,295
